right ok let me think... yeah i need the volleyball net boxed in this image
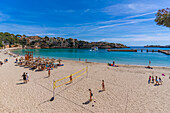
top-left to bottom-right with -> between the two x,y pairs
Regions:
53,66 -> 88,89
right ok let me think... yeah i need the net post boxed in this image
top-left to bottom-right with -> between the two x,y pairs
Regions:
50,80 -> 55,101
53,80 -> 55,98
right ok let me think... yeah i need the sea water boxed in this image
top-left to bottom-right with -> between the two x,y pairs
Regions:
12,47 -> 170,67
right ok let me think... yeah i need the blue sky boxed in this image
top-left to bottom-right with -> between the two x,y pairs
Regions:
0,0 -> 169,46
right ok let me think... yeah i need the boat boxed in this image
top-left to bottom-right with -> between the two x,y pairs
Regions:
90,47 -> 98,51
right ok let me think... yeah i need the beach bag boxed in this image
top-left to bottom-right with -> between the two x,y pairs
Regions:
91,93 -> 93,96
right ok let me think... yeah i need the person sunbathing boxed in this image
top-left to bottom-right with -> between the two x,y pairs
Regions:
145,66 -> 153,69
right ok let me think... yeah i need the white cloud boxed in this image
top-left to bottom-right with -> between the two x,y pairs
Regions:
125,11 -> 157,19
35,33 -> 57,36
54,10 -> 75,13
35,33 -> 67,36
127,4 -> 156,12
102,3 -> 160,16
84,9 -> 90,13
99,35 -> 170,42
97,18 -> 154,29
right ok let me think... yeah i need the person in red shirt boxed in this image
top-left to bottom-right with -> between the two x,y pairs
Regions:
102,80 -> 105,91
70,74 -> 72,83
48,69 -> 50,77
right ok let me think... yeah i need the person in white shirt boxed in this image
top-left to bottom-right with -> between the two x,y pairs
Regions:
26,73 -> 29,82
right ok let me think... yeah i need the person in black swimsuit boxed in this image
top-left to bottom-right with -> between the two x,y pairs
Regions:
22,72 -> 27,83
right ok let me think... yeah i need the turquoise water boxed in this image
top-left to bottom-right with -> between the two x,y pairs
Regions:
12,47 -> 170,67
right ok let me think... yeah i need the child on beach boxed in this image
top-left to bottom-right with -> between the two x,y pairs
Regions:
4,59 -> 7,63
148,76 -> 151,84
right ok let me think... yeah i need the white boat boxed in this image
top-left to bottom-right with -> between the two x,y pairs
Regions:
90,47 -> 98,51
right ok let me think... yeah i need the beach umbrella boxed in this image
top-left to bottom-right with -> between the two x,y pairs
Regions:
51,58 -> 56,62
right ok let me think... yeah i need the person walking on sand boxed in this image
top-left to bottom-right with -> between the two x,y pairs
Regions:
102,80 -> 105,91
48,69 -> 51,77
26,73 -> 29,82
159,77 -> 162,85
89,89 -> 93,101
148,76 -> 151,84
152,76 -> 154,83
70,74 -> 72,83
155,76 -> 159,85
22,72 -> 27,83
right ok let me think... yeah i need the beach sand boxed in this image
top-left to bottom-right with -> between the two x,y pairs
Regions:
0,49 -> 170,113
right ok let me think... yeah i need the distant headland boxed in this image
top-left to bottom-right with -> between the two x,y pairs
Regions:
144,45 -> 170,48
0,32 -> 128,49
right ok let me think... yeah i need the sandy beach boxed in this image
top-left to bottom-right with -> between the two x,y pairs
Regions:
0,49 -> 170,113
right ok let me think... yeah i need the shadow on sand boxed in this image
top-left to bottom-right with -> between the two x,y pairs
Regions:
38,97 -> 54,106
35,70 -> 43,72
82,100 -> 91,105
98,90 -> 104,93
16,82 -> 25,85
24,67 -> 30,68
66,82 -> 72,85
38,99 -> 50,106
154,84 -> 159,86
